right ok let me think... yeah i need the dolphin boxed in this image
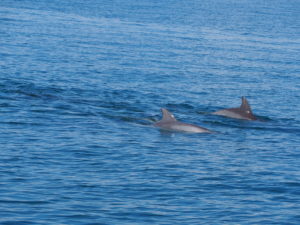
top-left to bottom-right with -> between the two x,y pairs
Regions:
212,96 -> 257,120
154,108 -> 211,133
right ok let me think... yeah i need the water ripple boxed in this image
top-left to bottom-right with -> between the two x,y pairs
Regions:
0,1 -> 299,225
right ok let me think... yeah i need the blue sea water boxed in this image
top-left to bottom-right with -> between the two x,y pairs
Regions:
1,0 -> 300,224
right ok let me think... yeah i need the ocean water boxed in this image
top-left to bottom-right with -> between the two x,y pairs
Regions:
1,0 -> 300,224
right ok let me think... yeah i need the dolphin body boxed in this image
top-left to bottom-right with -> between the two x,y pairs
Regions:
154,108 -> 211,133
212,97 -> 257,120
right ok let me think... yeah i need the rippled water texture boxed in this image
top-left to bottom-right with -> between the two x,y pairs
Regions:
1,0 -> 300,224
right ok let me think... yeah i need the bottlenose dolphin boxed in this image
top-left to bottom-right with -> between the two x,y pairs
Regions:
212,96 -> 257,120
154,108 -> 211,133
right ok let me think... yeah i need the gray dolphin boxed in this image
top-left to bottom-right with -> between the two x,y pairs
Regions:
154,108 -> 211,133
212,96 -> 257,120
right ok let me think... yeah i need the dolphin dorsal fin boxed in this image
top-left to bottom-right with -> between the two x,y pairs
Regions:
240,97 -> 252,113
161,108 -> 177,122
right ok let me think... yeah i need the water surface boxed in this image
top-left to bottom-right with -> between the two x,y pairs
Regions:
1,0 -> 300,224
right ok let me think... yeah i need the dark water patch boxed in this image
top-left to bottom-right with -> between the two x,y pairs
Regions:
0,102 -> 18,108
0,121 -> 45,127
0,199 -> 50,205
254,115 -> 274,122
1,80 -> 63,102
86,223 -> 107,225
202,116 -> 300,135
165,102 -> 196,111
0,221 -> 39,225
252,185 -> 290,195
252,126 -> 300,134
282,182 -> 300,188
203,119 -> 258,128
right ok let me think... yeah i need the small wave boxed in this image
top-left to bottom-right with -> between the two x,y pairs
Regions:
202,114 -> 300,134
1,80 -> 63,101
0,199 -> 50,205
0,121 -> 44,126
165,102 -> 195,110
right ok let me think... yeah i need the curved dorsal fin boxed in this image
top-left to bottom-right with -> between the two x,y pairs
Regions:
161,108 -> 177,122
240,96 -> 252,112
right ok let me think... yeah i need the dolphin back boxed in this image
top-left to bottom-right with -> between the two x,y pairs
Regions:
155,108 -> 211,133
212,97 -> 257,120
